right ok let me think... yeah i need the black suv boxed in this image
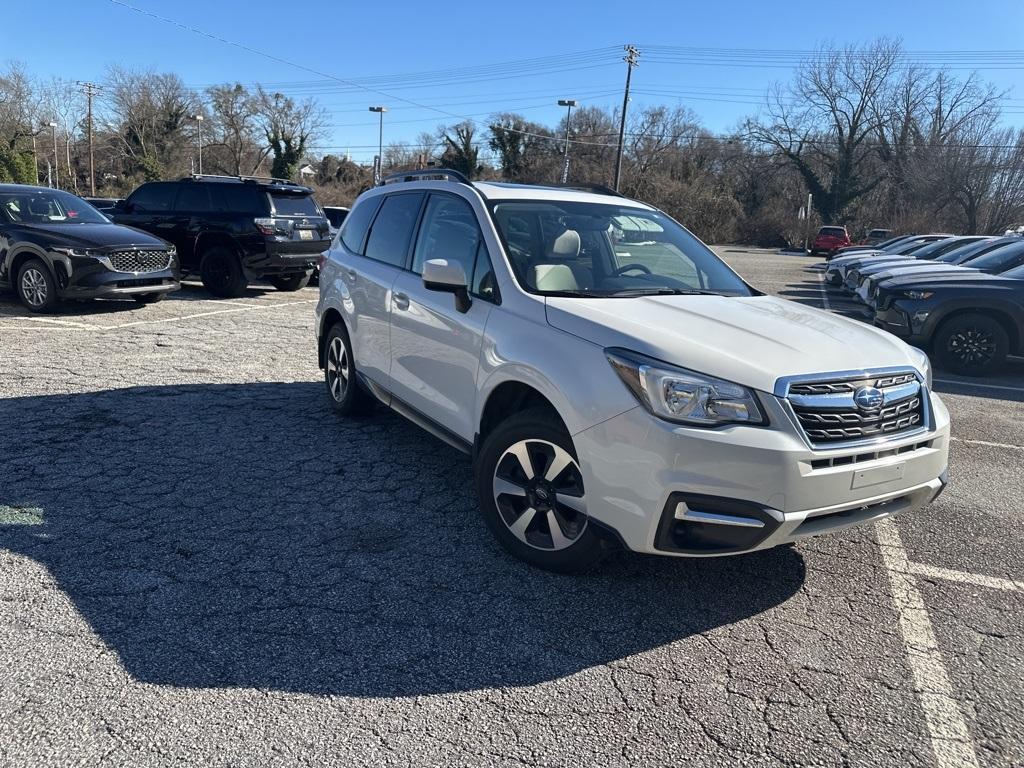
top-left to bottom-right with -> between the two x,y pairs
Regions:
112,175 -> 330,297
0,184 -> 178,312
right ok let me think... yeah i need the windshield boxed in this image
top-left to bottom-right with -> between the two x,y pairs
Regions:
489,201 -> 752,297
1000,263 -> 1024,280
965,241 -> 1024,270
324,208 -> 348,228
0,189 -> 108,225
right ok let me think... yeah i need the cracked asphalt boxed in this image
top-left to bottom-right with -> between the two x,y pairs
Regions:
0,256 -> 1021,767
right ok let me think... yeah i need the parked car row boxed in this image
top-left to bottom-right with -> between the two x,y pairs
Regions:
0,175 -> 334,311
823,234 -> 1024,374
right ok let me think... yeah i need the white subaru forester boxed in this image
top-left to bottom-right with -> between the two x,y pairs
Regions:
316,170 -> 949,572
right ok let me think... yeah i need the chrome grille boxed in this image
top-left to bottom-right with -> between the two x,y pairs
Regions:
106,250 -> 171,273
786,372 -> 925,445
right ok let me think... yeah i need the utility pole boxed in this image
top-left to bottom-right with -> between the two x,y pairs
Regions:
47,122 -> 59,189
193,114 -> 204,174
803,193 -> 813,254
557,99 -> 578,183
613,45 -> 639,193
78,82 -> 101,195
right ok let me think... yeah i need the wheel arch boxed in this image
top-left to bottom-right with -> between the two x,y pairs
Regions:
195,233 -> 242,266
9,246 -> 56,286
934,305 -> 1021,353
476,380 -> 568,457
318,306 -> 345,369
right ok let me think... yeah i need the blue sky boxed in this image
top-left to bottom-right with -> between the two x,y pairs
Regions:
5,0 -> 1023,162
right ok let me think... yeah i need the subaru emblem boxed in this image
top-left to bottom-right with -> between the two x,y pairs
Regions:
853,386 -> 884,411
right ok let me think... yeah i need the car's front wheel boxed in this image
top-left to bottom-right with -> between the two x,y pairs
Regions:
324,322 -> 374,416
475,408 -> 605,572
934,313 -> 1009,376
17,259 -> 59,313
269,273 -> 311,292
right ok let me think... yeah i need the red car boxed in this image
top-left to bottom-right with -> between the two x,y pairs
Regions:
811,225 -> 851,257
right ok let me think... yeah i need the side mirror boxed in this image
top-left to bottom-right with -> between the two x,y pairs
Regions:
422,258 -> 471,313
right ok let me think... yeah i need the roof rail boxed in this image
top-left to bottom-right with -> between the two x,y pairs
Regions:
381,168 -> 471,187
541,182 -> 624,198
182,174 -> 299,185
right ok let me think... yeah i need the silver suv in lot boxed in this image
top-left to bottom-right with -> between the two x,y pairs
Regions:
315,170 -> 950,572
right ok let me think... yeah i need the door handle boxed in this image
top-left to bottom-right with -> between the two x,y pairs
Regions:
393,292 -> 410,310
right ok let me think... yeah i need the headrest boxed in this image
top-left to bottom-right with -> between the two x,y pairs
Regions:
532,264 -> 578,292
547,229 -> 580,259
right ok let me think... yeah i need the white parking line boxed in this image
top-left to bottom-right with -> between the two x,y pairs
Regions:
81,300 -> 315,330
908,561 -> 1023,593
950,436 -> 1024,452
0,315 -> 100,329
876,519 -> 979,768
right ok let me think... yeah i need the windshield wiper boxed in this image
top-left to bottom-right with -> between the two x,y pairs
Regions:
606,287 -> 723,297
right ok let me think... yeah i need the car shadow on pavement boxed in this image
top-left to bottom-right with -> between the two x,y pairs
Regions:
0,382 -> 804,696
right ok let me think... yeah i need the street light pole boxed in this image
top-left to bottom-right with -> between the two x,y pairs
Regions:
369,106 -> 387,184
557,99 -> 578,183
193,115 -> 204,175
47,122 -> 59,189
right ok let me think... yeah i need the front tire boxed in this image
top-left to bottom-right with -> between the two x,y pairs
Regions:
269,273 -> 311,292
324,322 -> 374,416
200,247 -> 247,298
17,259 -> 59,313
475,408 -> 605,572
934,313 -> 1009,376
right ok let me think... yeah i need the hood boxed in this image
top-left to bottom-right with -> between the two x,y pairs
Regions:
545,294 -> 916,394
880,271 -> 1019,290
14,222 -> 170,249
830,250 -> 883,266
863,261 -> 961,277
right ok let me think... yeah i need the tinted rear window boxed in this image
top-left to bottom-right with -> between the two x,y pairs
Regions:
270,192 -> 320,216
819,227 -> 846,237
174,185 -> 213,212
363,193 -> 424,268
325,208 -> 348,228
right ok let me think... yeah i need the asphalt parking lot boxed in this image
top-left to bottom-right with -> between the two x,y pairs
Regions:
1,254 -> 1021,767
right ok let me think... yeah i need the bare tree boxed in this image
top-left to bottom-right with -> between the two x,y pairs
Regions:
255,87 -> 325,181
205,83 -> 267,176
748,40 -> 901,223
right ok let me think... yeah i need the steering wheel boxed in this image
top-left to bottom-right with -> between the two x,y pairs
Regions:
613,263 -> 653,276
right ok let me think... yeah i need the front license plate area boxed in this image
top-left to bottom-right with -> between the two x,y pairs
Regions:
851,463 -> 905,489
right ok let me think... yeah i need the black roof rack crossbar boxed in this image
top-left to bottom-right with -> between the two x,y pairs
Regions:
381,168 -> 471,186
181,173 -> 300,185
541,182 -> 623,197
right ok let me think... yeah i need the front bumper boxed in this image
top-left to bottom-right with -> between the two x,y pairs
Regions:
55,253 -> 179,299
573,392 -> 950,557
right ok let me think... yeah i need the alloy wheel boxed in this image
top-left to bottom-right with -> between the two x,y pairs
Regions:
948,327 -> 996,367
326,337 -> 349,402
492,439 -> 587,551
20,268 -> 48,307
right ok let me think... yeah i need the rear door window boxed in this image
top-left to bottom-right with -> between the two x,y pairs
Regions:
270,192 -> 321,216
128,183 -> 176,213
363,193 -> 424,268
217,185 -> 266,215
174,185 -> 213,212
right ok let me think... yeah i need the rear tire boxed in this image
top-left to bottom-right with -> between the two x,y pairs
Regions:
934,313 -> 1009,376
269,273 -> 310,292
200,247 -> 247,298
133,292 -> 166,304
16,259 -> 59,313
475,408 -> 605,573
324,322 -> 374,416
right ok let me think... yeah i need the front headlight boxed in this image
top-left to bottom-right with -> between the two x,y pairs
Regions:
902,290 -> 933,300
909,347 -> 933,390
52,246 -> 95,258
606,348 -> 766,427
